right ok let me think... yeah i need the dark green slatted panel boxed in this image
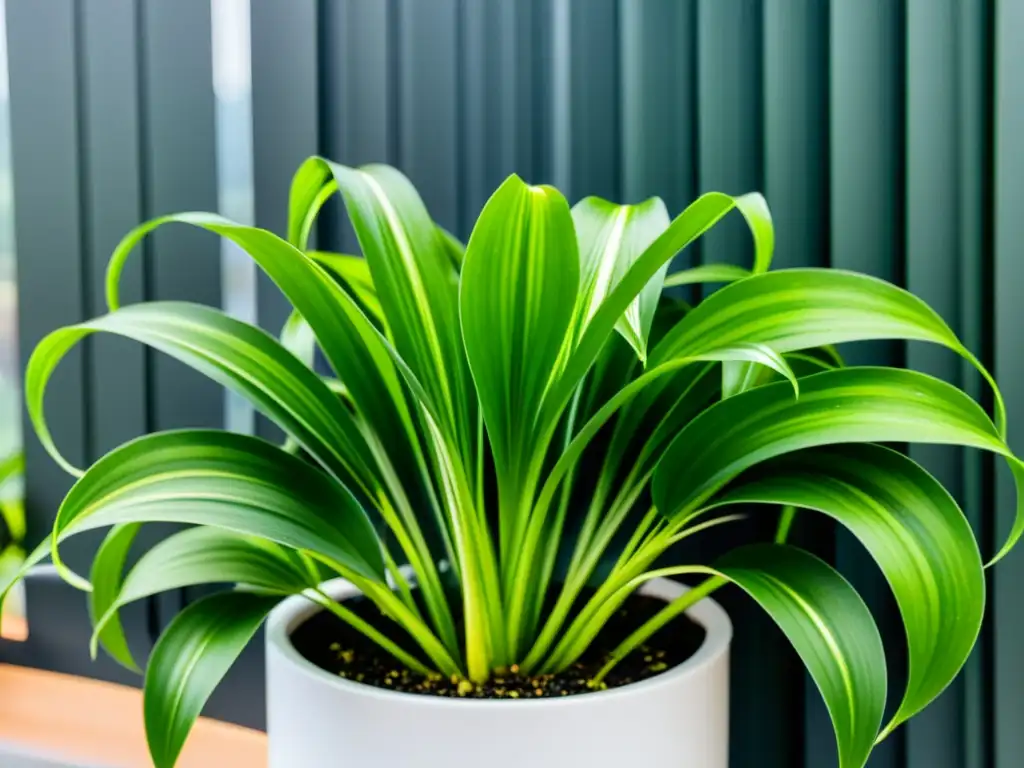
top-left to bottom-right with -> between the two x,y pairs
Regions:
397,0 -> 460,233
461,0 -> 546,232
552,0 -> 620,202
139,0 -> 222,434
320,0 -> 393,253
763,0 -> 829,271
904,3 -> 970,766
696,0 -> 762,270
993,0 -> 1024,764
956,2 -> 994,767
828,2 -> 907,766
250,0 -> 320,441
620,0 -> 698,219
7,0 -> 89,567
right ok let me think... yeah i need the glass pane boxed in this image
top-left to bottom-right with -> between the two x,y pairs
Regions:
212,0 -> 256,436
0,0 -> 26,641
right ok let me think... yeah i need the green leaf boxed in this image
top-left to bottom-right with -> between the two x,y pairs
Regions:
709,444 -> 983,736
437,227 -> 465,270
542,191 -> 772,436
144,590 -> 279,768
647,268 -> 1005,434
106,212 -> 425,515
92,526 -> 317,662
663,263 -> 752,288
571,195 -> 671,360
308,251 -> 384,323
714,544 -> 886,768
651,367 -> 1023,561
460,174 -> 579,554
26,302 -> 381,498
292,159 -> 474,463
279,309 -> 317,369
89,524 -> 143,671
53,430 -> 385,583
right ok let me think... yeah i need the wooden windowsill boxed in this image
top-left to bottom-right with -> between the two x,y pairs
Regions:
0,614 -> 29,641
0,663 -> 267,767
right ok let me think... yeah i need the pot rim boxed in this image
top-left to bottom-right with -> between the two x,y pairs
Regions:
266,576 -> 732,709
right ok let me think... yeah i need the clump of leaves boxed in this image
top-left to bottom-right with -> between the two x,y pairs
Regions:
2,158 -> 1021,768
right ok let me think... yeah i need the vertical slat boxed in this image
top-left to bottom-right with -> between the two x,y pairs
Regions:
697,0 -> 762,270
828,2 -> 906,767
763,0 -> 829,270
78,0 -> 147,465
958,1 -> 995,765
320,0 -> 393,252
550,0 -> 571,194
904,2 -> 966,765
397,0 -> 460,232
461,0 -> 543,231
251,0 -> 318,244
529,0 -> 556,188
993,0 -> 1024,763
7,0 -> 88,566
552,0 -> 619,203
250,0 -> 319,440
620,0 -> 698,217
460,0 -> 493,230
139,0 -> 222,434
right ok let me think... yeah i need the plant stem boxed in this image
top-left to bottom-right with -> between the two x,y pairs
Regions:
592,575 -> 728,684
538,529 -> 678,673
373,490 -> 459,656
338,568 -> 463,678
537,514 -> 742,672
382,549 -> 422,619
774,505 -> 797,543
504,385 -> 585,655
520,480 -> 649,672
311,589 -> 435,677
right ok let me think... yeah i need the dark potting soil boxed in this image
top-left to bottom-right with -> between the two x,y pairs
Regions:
290,589 -> 706,699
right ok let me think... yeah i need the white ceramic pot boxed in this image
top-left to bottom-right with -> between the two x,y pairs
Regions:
265,578 -> 732,768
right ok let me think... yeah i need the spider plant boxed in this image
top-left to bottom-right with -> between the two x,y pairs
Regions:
1,158 -> 1020,768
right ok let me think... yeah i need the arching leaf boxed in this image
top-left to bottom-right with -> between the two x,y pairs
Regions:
53,430 -> 385,583
710,445 -> 983,735
652,367 -> 1024,562
571,195 -> 671,360
26,301 -> 380,496
715,544 -> 886,768
647,268 -> 1004,434
290,158 -> 474,463
542,191 -> 772,435
91,526 -> 317,664
460,174 -> 579,557
144,591 -> 279,768
89,523 -> 143,671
